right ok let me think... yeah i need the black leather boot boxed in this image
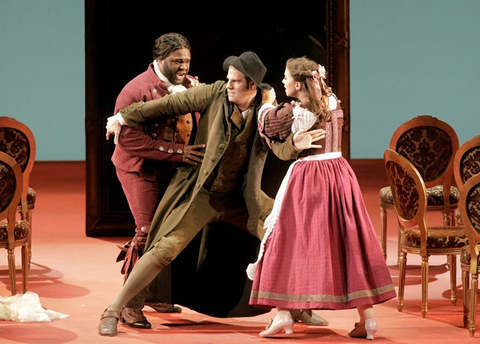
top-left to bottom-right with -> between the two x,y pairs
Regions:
120,307 -> 152,329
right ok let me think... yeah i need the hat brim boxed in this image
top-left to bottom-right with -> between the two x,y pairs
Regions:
258,82 -> 272,90
223,56 -> 271,90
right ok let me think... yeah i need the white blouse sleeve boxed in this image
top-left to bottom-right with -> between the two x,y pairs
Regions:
291,104 -> 317,133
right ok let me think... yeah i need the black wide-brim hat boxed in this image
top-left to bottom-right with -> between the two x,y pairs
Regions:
223,51 -> 272,90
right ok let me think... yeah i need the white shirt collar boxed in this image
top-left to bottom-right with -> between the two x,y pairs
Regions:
153,59 -> 173,87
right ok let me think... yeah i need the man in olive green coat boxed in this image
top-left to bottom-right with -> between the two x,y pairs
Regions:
99,51 -> 326,336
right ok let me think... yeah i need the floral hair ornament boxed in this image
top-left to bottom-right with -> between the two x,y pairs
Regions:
311,64 -> 328,98
318,64 -> 326,79
311,65 -> 326,81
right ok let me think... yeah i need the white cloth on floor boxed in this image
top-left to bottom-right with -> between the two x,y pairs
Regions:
0,291 -> 69,322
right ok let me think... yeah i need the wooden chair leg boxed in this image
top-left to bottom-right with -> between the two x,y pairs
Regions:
398,250 -> 406,312
380,206 -> 387,260
470,273 -> 478,337
421,255 -> 429,318
7,248 -> 17,295
27,209 -> 33,269
449,255 -> 457,306
22,243 -> 29,293
462,268 -> 470,328
397,223 -> 404,267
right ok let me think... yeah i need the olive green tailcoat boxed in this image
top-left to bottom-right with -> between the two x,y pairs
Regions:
119,80 -> 300,251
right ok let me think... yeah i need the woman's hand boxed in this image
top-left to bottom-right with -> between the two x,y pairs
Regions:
105,115 -> 122,144
293,128 -> 326,150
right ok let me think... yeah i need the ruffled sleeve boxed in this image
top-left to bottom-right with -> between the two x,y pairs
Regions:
291,104 -> 317,133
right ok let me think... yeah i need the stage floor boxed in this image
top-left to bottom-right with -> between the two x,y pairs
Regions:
0,160 -> 477,343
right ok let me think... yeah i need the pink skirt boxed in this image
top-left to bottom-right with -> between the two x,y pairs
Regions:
249,156 -> 396,310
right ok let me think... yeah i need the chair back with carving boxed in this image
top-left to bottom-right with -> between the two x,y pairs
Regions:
390,114 -> 459,215
0,116 -> 36,218
384,148 -> 427,237
454,135 -> 480,191
459,173 -> 480,337
0,116 -> 36,267
379,115 -> 459,260
384,148 -> 467,318
452,135 -> 480,226
0,151 -> 30,295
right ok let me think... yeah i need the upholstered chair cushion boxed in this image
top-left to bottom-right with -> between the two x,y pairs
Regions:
27,187 -> 36,209
0,219 -> 30,242
380,185 -> 460,208
403,227 -> 468,249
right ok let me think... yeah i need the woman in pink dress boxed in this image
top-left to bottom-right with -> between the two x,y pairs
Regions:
247,57 -> 396,340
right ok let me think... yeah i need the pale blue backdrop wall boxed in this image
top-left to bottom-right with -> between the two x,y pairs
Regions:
0,0 -> 84,161
350,0 -> 480,158
0,0 -> 478,161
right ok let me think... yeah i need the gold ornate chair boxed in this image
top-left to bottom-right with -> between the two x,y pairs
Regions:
0,116 -> 36,266
384,148 -> 467,318
453,135 -> 480,333
380,115 -> 460,261
453,135 -> 480,226
459,173 -> 480,336
0,151 -> 31,295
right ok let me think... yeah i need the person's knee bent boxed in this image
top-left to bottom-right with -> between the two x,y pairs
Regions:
149,237 -> 182,266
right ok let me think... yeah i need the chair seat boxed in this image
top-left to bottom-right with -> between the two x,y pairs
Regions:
16,187 -> 35,211
380,185 -> 460,208
0,219 -> 30,242
402,226 -> 467,249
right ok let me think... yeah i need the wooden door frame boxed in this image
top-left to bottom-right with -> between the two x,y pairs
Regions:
85,0 -> 350,236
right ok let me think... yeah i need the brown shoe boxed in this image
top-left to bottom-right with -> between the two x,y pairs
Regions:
144,302 -> 182,313
99,309 -> 120,336
291,309 -> 329,326
120,308 -> 152,329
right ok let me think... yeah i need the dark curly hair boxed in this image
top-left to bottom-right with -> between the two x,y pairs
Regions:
152,32 -> 191,60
